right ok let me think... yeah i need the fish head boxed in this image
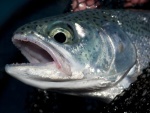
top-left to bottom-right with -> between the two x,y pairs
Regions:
5,11 -> 136,92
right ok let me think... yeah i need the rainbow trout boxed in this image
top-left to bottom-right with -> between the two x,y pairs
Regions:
5,9 -> 150,101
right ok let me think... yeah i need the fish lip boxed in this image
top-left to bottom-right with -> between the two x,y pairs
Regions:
11,33 -> 62,69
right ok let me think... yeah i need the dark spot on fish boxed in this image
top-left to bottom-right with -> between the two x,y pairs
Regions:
20,32 -> 24,34
44,20 -> 48,23
112,19 -> 116,22
67,19 -> 72,21
93,56 -> 96,59
95,22 -> 99,26
27,26 -> 30,28
93,19 -> 96,22
37,32 -> 41,34
79,18 -> 83,21
63,17 -> 67,19
39,24 -> 42,27
21,27 -> 25,30
31,31 -> 34,34
85,17 -> 89,20
66,24 -> 71,30
103,15 -> 107,18
33,21 -> 37,24
75,16 -> 79,19
88,50 -> 91,52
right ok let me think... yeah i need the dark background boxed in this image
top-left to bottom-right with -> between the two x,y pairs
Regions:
0,0 -> 149,113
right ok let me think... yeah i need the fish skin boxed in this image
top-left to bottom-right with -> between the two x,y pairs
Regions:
5,9 -> 150,101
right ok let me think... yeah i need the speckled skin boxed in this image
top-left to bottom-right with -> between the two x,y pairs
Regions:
17,9 -> 150,72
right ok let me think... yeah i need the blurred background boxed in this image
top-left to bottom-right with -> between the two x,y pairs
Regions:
0,0 -> 149,113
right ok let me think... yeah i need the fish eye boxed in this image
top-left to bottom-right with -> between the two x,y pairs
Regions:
49,27 -> 73,44
53,32 -> 66,43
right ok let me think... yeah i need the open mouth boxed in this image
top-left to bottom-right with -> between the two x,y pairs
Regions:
6,33 -> 78,81
12,33 -> 59,66
13,38 -> 54,64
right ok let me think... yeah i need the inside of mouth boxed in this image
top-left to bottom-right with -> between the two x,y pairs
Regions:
14,39 -> 54,64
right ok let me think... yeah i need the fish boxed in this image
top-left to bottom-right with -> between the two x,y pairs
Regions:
5,9 -> 150,101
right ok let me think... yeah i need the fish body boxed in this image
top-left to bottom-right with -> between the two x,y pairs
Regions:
5,9 -> 150,101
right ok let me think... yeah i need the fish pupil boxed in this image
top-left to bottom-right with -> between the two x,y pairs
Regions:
54,32 -> 66,43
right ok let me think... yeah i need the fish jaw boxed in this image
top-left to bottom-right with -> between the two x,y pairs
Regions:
5,33 -> 84,83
